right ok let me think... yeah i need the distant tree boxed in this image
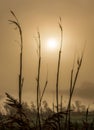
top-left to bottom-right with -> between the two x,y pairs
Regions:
80,105 -> 86,112
74,100 -> 86,112
75,100 -> 81,112
71,103 -> 76,111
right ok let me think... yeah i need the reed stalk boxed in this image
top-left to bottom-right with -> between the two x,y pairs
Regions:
36,31 -> 41,130
56,17 -> 63,113
66,46 -> 85,130
56,17 -> 63,130
9,10 -> 24,105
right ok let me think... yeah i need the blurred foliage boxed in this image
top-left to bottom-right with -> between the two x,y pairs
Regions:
0,97 -> 94,130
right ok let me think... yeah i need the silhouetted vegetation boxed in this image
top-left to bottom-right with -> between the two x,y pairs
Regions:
0,10 -> 94,130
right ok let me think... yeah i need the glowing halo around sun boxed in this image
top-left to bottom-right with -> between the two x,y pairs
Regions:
47,38 -> 57,50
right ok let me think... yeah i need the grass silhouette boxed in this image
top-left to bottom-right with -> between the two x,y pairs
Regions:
0,10 -> 94,130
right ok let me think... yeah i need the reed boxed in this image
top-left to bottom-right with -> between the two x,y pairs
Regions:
9,10 -> 24,104
36,31 -> 48,130
3,10 -> 90,130
55,17 -> 63,130
66,45 -> 85,130
36,31 -> 41,130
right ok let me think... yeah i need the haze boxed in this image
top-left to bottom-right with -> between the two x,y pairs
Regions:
0,0 -> 94,108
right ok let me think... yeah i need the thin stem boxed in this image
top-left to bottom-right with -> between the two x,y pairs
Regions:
66,47 -> 85,130
56,17 -> 63,130
56,17 -> 63,113
9,10 -> 23,104
36,31 -> 41,130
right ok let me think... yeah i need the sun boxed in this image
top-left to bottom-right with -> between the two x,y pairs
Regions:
47,38 -> 57,50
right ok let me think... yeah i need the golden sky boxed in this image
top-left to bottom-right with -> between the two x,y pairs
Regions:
0,0 -> 94,107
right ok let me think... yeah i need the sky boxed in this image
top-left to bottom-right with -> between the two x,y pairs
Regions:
0,0 -> 94,109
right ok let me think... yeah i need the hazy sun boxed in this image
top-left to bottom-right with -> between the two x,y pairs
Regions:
47,38 -> 57,50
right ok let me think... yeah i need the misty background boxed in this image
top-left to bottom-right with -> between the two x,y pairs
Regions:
0,0 -> 94,108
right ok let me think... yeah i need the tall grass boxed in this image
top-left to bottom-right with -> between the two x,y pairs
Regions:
36,31 -> 48,130
56,17 -> 63,113
9,10 -> 24,104
2,10 -> 90,130
66,46 -> 85,130
36,31 -> 41,130
5,10 -> 31,130
55,17 -> 63,130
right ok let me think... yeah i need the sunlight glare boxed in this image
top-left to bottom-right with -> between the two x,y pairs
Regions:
47,38 -> 57,50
